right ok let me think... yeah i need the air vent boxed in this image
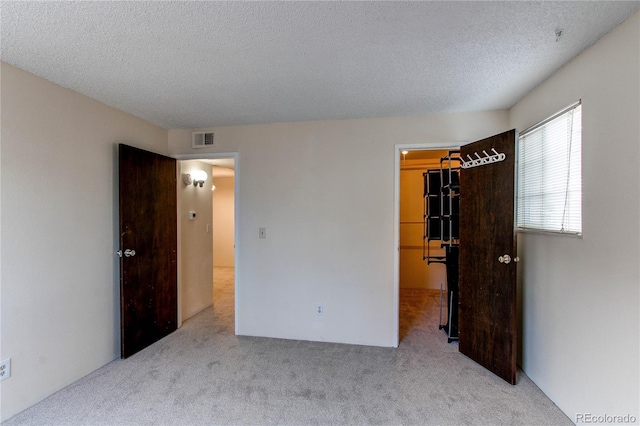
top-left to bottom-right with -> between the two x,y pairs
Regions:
192,131 -> 214,149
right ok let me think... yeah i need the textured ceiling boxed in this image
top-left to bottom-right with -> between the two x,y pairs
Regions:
2,1 -> 638,129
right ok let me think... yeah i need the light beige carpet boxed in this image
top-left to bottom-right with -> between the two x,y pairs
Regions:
4,269 -> 572,425
399,288 -> 441,343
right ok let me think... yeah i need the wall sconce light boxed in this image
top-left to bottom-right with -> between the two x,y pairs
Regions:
182,170 -> 208,188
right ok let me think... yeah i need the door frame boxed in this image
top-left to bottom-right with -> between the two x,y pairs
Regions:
393,142 -> 462,347
173,152 -> 239,331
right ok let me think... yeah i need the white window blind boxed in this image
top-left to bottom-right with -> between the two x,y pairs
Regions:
517,101 -> 582,235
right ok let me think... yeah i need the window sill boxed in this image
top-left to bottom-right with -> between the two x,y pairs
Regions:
516,228 -> 583,239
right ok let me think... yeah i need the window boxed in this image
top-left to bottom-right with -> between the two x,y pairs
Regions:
517,101 -> 582,235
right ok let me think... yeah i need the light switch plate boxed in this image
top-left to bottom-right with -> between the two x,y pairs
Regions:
0,358 -> 11,381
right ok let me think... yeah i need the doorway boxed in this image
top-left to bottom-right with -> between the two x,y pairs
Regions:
393,143 -> 460,346
211,162 -> 236,333
395,130 -> 519,384
174,152 -> 239,332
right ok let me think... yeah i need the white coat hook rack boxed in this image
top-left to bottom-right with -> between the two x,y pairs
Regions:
460,148 -> 506,169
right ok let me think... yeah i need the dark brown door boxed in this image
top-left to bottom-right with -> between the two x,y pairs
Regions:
459,129 -> 517,384
119,144 -> 177,358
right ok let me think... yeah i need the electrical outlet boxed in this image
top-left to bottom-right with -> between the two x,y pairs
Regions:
316,304 -> 324,315
0,358 -> 11,381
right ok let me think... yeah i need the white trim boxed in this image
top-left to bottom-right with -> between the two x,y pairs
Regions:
393,142 -> 461,347
175,163 -> 183,328
173,152 -> 240,335
173,152 -> 238,161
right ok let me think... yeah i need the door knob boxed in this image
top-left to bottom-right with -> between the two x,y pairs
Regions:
117,249 -> 136,258
498,254 -> 519,264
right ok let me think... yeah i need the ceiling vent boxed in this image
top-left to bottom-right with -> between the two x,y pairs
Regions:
192,131 -> 214,149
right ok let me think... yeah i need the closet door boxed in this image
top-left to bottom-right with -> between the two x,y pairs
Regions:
459,129 -> 517,384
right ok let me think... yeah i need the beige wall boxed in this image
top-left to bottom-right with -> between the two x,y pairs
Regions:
399,158 -> 447,290
213,176 -> 235,267
0,62 -> 168,421
510,12 -> 639,420
168,110 -> 509,346
179,160 -> 214,321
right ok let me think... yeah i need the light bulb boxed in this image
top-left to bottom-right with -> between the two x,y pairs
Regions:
192,170 -> 208,183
